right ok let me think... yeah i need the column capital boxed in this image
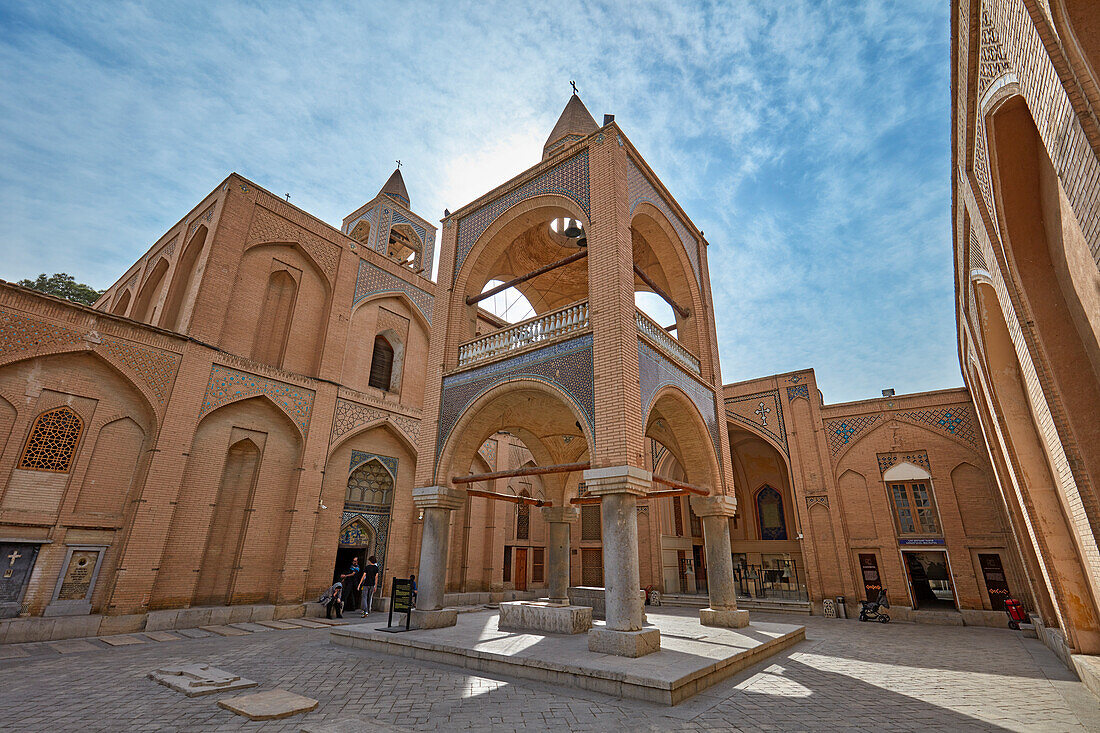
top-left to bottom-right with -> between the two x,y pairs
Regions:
689,494 -> 738,518
582,465 -> 651,497
540,506 -> 580,523
412,485 -> 466,510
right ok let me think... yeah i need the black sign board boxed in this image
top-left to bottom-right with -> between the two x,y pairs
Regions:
1,543 -> 40,618
384,577 -> 414,631
978,553 -> 1011,611
859,553 -> 882,601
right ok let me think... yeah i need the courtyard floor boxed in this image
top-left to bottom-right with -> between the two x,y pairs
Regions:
0,608 -> 1096,732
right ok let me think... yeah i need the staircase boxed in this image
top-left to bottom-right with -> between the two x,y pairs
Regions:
659,593 -> 812,616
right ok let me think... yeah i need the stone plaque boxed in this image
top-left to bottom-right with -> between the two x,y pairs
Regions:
0,543 -> 40,618
822,598 -> 837,618
57,550 -> 99,601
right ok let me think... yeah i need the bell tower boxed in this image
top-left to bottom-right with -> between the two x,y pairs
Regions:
341,166 -> 436,276
409,93 -> 744,654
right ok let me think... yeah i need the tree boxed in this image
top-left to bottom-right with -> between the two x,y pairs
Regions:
18,273 -> 103,306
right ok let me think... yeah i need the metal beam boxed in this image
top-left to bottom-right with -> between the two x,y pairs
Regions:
633,264 -> 689,318
452,461 -> 590,485
466,489 -> 552,507
466,250 -> 588,306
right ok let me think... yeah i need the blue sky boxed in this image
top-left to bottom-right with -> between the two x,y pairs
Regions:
0,1 -> 956,404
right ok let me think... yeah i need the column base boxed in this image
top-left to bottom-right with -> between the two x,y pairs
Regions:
588,625 -> 661,657
408,608 -> 458,630
700,608 -> 750,628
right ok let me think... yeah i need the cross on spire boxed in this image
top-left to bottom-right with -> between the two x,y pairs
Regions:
570,80 -> 578,96
395,159 -> 402,169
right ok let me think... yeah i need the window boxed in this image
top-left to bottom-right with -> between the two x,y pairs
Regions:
756,486 -> 787,540
672,496 -> 684,536
502,546 -> 512,582
368,335 -> 394,390
19,406 -> 83,473
581,547 -> 603,587
889,481 -> 939,534
581,504 -> 601,541
346,460 -> 394,507
516,490 -> 530,540
532,548 -> 545,583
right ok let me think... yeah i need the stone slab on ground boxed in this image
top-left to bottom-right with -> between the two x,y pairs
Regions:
143,631 -> 183,642
217,688 -> 318,720
48,639 -> 100,654
201,624 -> 250,636
282,618 -> 329,629
229,622 -> 275,633
175,628 -> 212,639
148,663 -> 258,697
331,608 -> 805,705
0,644 -> 29,659
308,617 -> 348,626
100,634 -> 146,646
256,620 -> 299,630
498,601 -> 592,634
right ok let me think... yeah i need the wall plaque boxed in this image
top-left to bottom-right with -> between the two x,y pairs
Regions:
0,543 -> 41,618
57,550 -> 99,601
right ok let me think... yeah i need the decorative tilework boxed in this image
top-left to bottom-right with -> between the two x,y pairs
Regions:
454,150 -> 590,278
353,260 -> 433,325
627,159 -> 700,286
373,207 -> 393,255
724,390 -> 787,454
390,209 -> 435,274
478,438 -> 498,469
638,339 -> 720,456
877,451 -> 931,475
340,510 -> 392,573
349,449 -> 399,478
898,406 -> 978,445
188,205 -> 216,237
806,495 -> 829,510
438,335 -> 594,459
786,384 -> 810,401
200,365 -> 314,433
100,338 -> 181,406
786,374 -> 803,384
247,206 -> 340,281
391,210 -> 427,250
330,398 -> 420,447
825,415 -> 881,455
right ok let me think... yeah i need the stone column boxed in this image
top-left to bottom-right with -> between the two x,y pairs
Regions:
690,494 -> 749,628
541,506 -> 579,604
410,485 -> 465,629
583,466 -> 660,657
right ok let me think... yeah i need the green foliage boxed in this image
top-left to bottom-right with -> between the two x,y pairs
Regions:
18,273 -> 103,306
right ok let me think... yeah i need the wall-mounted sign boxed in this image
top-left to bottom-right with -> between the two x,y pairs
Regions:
858,553 -> 882,601
45,545 -> 107,617
978,553 -> 1011,611
898,537 -> 945,546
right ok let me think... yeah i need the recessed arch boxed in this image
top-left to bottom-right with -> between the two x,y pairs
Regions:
160,225 -> 208,331
110,289 -> 132,316
644,384 -> 721,491
131,258 -> 169,324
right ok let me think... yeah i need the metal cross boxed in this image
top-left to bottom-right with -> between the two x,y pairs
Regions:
7,549 -> 21,566
754,402 -> 771,426
395,159 -> 402,169
570,80 -> 578,95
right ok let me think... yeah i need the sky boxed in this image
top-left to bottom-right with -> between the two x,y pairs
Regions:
0,1 -> 957,404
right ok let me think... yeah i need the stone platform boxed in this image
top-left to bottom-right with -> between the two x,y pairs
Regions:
498,601 -> 591,634
330,607 -> 804,705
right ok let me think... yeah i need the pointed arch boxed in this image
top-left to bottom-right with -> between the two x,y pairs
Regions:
131,258 -> 169,323
644,384 -> 721,491
252,269 -> 298,367
18,406 -> 83,473
160,225 -> 208,331
110,289 -> 132,316
328,418 -> 419,461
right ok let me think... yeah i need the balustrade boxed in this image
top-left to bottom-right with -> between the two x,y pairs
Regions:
457,300 -> 589,368
635,309 -> 701,375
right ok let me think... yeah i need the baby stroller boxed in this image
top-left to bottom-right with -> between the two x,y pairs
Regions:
858,590 -> 891,623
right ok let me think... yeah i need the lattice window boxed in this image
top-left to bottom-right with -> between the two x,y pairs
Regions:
581,547 -> 603,587
581,504 -> 601,541
516,490 -> 530,540
532,548 -> 544,583
346,460 -> 393,507
18,406 -> 83,473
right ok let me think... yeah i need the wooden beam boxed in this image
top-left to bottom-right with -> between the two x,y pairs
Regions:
466,489 -> 552,507
663,323 -> 677,332
633,264 -> 689,318
568,496 -> 602,505
650,475 -> 709,496
452,461 -> 590,485
466,250 -> 588,306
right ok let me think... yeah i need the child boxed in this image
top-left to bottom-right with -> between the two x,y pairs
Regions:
321,580 -> 344,619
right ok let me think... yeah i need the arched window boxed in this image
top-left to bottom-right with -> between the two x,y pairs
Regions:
756,486 -> 787,540
517,489 -> 530,540
346,460 -> 394,507
252,269 -> 298,367
18,406 -> 83,473
368,335 -> 395,390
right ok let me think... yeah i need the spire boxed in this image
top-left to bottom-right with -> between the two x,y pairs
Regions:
378,167 -> 410,206
543,93 -> 599,159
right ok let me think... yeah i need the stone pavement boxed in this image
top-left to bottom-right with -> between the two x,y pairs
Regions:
0,609 -> 1097,732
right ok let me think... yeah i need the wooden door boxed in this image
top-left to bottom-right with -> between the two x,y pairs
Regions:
514,548 -> 528,591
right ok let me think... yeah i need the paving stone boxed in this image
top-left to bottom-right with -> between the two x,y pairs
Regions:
281,618 -> 328,628
0,645 -> 29,659
308,617 -> 348,626
255,620 -> 299,630
174,627 -> 212,638
48,639 -> 100,654
99,634 -> 146,646
228,622 -> 274,633
216,688 -> 318,720
200,624 -> 250,636
143,630 -> 183,642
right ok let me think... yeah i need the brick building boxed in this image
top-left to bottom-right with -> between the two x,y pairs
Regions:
0,91 -> 1037,649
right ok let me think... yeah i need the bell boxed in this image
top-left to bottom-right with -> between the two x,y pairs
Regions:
576,236 -> 587,248
562,219 -> 583,239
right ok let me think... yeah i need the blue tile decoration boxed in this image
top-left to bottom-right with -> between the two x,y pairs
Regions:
626,159 -> 701,286
786,384 -> 810,401
825,415 -> 881,455
638,338 -> 721,456
330,398 -> 420,447
478,438 -> 498,469
353,259 -> 434,325
454,150 -> 590,280
373,207 -> 393,255
340,509 -> 392,574
350,449 -> 399,478
877,451 -> 931,474
724,389 -> 787,455
787,374 -> 803,384
438,334 -> 594,460
200,364 -> 314,433
898,407 -> 977,445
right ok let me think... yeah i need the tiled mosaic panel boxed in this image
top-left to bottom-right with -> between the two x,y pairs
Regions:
825,414 -> 882,455
786,384 -> 810,401
438,334 -> 594,459
200,365 -> 315,432
637,339 -> 720,456
343,205 -> 377,240
725,389 -> 787,454
247,205 -> 340,281
0,310 -> 181,407
340,510 -> 391,573
330,398 -> 420,447
877,451 -> 932,474
478,438 -> 498,469
353,260 -> 434,325
346,452 -> 397,509
626,158 -> 701,286
454,150 -> 590,279
349,449 -> 399,478
898,406 -> 978,445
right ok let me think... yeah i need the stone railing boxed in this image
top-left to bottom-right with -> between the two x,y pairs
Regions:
457,300 -> 589,368
635,309 -> 701,375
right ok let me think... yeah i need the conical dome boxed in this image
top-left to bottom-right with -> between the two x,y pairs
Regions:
379,168 -> 410,206
543,94 -> 599,159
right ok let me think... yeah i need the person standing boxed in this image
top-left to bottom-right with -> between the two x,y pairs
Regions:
360,556 -> 381,616
341,557 -> 362,612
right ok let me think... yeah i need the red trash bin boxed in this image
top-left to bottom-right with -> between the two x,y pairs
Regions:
1004,598 -> 1027,630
